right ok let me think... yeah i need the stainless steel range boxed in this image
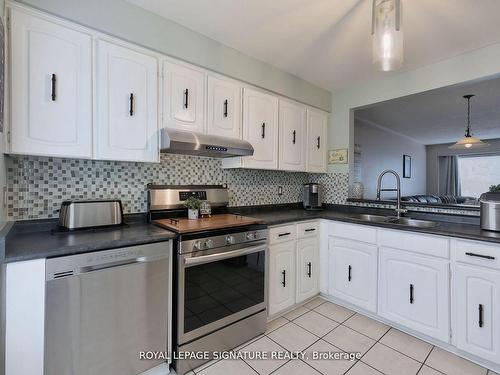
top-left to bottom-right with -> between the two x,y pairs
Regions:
148,185 -> 268,375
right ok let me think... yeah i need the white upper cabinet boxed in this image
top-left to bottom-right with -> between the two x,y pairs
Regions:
240,88 -> 279,170
306,108 -> 328,173
9,8 -> 92,158
278,99 -> 307,171
95,40 -> 159,162
8,5 -> 331,168
163,60 -> 206,133
207,75 -> 241,138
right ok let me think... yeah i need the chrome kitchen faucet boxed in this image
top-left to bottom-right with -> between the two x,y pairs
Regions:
376,169 -> 408,218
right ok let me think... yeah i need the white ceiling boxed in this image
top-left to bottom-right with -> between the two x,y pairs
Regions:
126,0 -> 500,90
354,75 -> 500,145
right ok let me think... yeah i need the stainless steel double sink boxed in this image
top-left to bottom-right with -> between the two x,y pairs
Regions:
351,214 -> 440,228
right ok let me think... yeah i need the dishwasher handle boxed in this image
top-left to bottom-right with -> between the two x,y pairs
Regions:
46,242 -> 170,280
78,256 -> 150,274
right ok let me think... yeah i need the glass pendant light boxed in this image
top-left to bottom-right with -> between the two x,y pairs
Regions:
372,0 -> 403,71
449,94 -> 490,150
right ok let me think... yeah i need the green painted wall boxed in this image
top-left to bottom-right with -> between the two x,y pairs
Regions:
14,0 -> 331,111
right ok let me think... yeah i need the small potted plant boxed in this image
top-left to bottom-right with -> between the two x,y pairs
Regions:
490,184 -> 500,193
184,196 -> 201,220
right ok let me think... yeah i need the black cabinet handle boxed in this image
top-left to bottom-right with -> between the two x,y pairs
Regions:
479,304 -> 484,328
261,123 -> 266,139
278,232 -> 291,237
317,136 -> 321,149
466,252 -> 495,260
51,73 -> 56,101
305,228 -> 316,232
129,93 -> 134,116
292,130 -> 296,144
281,270 -> 286,287
348,265 -> 352,282
184,89 -> 189,109
307,262 -> 312,278
223,99 -> 228,117
410,284 -> 414,304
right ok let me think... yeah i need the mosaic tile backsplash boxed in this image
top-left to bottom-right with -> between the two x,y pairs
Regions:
6,154 -> 349,220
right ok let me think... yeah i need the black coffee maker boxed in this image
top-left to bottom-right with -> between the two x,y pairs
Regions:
303,183 -> 323,210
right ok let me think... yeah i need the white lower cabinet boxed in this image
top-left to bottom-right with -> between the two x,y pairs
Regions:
296,237 -> 319,303
328,237 -> 377,312
268,221 -> 319,316
323,222 -> 500,370
268,241 -> 296,316
379,247 -> 450,342
454,263 -> 500,363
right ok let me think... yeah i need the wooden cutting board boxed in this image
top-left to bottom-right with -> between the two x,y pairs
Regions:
153,214 -> 264,234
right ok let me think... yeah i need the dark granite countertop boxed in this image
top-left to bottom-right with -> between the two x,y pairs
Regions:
3,204 -> 500,264
1,214 -> 176,263
230,204 -> 500,245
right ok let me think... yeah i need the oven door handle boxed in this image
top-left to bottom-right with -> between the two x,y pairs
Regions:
183,243 -> 266,267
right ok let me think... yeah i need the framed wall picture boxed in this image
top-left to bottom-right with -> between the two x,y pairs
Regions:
328,149 -> 348,164
403,154 -> 411,178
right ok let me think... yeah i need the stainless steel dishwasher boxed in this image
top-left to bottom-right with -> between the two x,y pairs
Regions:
44,242 -> 171,375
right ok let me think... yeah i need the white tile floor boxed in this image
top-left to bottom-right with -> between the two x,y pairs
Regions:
187,297 -> 497,375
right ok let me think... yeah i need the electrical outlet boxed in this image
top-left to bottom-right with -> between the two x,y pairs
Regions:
278,186 -> 283,196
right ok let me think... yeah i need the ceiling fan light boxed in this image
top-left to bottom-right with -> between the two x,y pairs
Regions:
372,0 -> 403,72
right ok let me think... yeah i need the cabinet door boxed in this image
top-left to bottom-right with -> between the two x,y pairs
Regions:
279,99 -> 306,171
328,237 -> 378,312
306,108 -> 328,173
10,9 -> 92,158
455,264 -> 500,363
268,242 -> 296,316
207,76 -> 241,138
296,237 -> 319,303
242,88 -> 279,170
96,40 -> 159,162
379,247 -> 450,342
163,60 -> 205,133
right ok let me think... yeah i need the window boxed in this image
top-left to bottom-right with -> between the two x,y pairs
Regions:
458,154 -> 500,197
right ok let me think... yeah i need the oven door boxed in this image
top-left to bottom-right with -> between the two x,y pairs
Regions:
178,242 -> 266,345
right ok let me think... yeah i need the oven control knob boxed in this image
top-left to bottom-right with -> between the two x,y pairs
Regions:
193,241 -> 203,251
204,239 -> 214,249
246,232 -> 255,240
226,235 -> 236,245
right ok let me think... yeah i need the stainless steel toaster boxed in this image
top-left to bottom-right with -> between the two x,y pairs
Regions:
58,200 -> 123,230
480,193 -> 500,232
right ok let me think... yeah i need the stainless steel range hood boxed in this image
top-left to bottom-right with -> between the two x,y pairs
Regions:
160,128 -> 254,158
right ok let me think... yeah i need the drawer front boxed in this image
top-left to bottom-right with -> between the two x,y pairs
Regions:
329,221 -> 377,244
297,221 -> 319,239
379,229 -> 449,259
454,240 -> 500,270
269,224 -> 297,245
